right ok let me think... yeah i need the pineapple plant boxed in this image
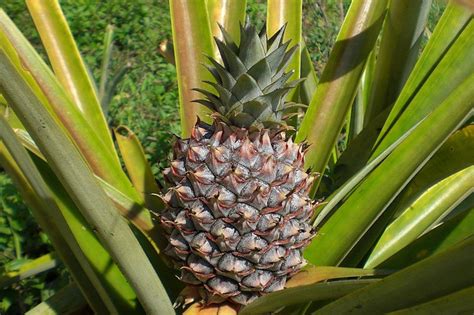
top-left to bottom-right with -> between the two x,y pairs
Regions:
0,0 -> 473,314
160,22 -> 316,305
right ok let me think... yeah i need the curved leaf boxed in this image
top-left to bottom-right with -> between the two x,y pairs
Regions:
240,279 -> 378,315
296,0 -> 388,186
114,126 -> 163,212
10,125 -> 161,243
365,166 -> 474,268
0,121 -> 122,313
0,10 -> 144,207
389,285 -> 474,315
336,124 -> 474,267
372,15 -> 474,158
25,0 -> 118,165
336,4 -> 472,185
364,0 -> 431,122
380,207 -> 474,269
305,72 -> 474,266
376,2 -> 472,145
315,236 -> 474,314
0,51 -> 174,314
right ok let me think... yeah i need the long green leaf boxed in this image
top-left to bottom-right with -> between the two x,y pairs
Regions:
305,72 -> 474,266
333,106 -> 390,187
285,265 -> 385,288
372,14 -> 474,157
312,119 -> 421,227
0,10 -> 144,207
25,0 -> 118,165
376,2 -> 472,145
314,236 -> 474,314
0,51 -> 174,314
114,126 -> 163,211
10,125 -> 163,248
240,279 -> 378,315
3,102 -> 157,240
0,121 -> 118,313
380,207 -> 474,269
267,0 -> 302,82
26,283 -> 87,315
295,0 -> 388,186
31,156 -> 144,313
364,0 -> 432,123
365,166 -> 474,268
388,285 -> 474,315
170,0 -> 214,137
390,124 -> 474,218
334,4 -> 472,185
334,122 -> 473,260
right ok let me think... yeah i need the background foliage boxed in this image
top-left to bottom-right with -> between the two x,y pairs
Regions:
0,0 -> 445,313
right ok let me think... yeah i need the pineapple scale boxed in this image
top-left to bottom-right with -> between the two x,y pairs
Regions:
160,120 -> 316,305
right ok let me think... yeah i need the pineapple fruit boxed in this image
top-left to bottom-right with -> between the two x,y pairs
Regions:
160,21 -> 316,305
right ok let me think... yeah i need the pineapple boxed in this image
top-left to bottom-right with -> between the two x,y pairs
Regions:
160,21 -> 316,305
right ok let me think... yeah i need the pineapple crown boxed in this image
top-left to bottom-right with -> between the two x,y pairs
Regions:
194,20 -> 302,130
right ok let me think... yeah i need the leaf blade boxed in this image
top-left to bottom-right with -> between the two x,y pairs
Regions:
0,10 -> 144,208
170,0 -> 214,137
364,0 -> 432,122
305,72 -> 474,266
114,126 -> 164,212
267,0 -> 303,82
296,0 -> 388,184
372,11 -> 474,158
0,51 -> 174,314
314,237 -> 474,314
364,166 -> 474,268
25,0 -> 117,163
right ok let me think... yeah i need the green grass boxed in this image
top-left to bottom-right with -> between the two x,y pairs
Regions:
0,0 -> 446,313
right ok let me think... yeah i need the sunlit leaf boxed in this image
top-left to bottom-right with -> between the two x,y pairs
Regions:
296,0 -> 388,188
240,279 -> 378,315
380,207 -> 474,269
267,0 -> 303,81
170,0 -> 214,137
365,166 -> 474,268
305,73 -> 474,266
114,126 -> 164,211
25,0 -> 118,164
0,51 -> 174,314
372,10 -> 474,157
315,237 -> 474,314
